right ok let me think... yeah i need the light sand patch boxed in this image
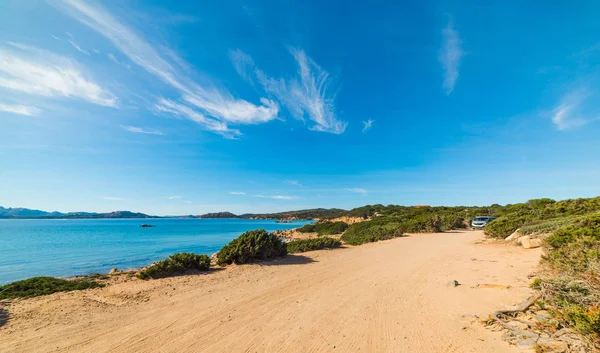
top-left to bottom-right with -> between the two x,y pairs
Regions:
0,230 -> 541,353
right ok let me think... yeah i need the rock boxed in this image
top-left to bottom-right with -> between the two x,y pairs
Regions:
520,237 -> 543,249
536,337 -> 569,352
506,320 -> 530,330
210,252 -> 219,265
447,280 -> 460,287
505,230 -> 522,241
535,310 -> 551,321
516,338 -> 537,349
517,235 -> 530,244
109,268 -> 119,274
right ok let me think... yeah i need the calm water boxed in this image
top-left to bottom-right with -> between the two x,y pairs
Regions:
0,218 -> 311,284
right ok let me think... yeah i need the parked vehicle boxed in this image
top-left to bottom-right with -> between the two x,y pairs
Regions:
471,216 -> 496,229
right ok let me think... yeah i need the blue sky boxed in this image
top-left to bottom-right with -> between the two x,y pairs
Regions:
1,0 -> 600,215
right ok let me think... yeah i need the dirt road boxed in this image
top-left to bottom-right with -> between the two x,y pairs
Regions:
0,230 -> 541,352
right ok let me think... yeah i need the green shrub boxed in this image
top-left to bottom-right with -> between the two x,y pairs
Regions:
297,224 -> 316,233
298,221 -> 348,236
217,229 -> 287,266
519,216 -> 579,235
0,276 -> 103,299
547,214 -> 600,248
341,218 -> 404,245
137,252 -> 211,279
286,237 -> 342,253
484,216 -> 531,238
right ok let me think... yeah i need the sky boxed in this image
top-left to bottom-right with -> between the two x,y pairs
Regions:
1,0 -> 600,215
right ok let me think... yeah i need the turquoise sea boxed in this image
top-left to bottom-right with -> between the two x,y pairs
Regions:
0,218 -> 311,284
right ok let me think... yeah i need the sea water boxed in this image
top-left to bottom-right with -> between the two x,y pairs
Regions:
0,218 -> 310,284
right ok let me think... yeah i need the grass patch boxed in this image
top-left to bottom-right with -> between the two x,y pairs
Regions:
0,276 -> 103,299
297,221 -> 348,236
217,229 -> 287,266
519,215 -> 580,235
137,252 -> 210,280
340,218 -> 404,245
286,237 -> 342,253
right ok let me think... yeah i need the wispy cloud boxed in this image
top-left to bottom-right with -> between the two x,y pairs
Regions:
102,196 -> 126,201
439,20 -> 463,95
0,42 -> 116,106
283,180 -> 302,186
68,39 -> 90,55
121,125 -> 164,135
154,98 -> 240,139
551,89 -> 595,130
230,48 -> 347,134
0,103 -> 41,116
56,0 -> 278,136
229,191 -> 246,195
345,188 -> 367,195
254,194 -> 299,200
166,195 -> 182,199
362,119 -> 374,133
50,33 -> 61,41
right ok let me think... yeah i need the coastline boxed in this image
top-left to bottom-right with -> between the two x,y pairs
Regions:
0,230 -> 541,352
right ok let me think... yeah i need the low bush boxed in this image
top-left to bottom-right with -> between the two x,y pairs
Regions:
519,216 -> 579,235
286,237 -> 342,253
341,218 -> 404,245
137,252 -> 210,279
484,216 -> 531,238
298,221 -> 348,236
217,229 -> 287,266
0,276 -> 103,299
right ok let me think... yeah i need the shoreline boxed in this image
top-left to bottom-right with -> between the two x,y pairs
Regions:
0,218 -> 314,285
0,230 -> 541,352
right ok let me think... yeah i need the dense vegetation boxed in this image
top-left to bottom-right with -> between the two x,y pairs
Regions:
242,208 -> 347,220
216,229 -> 287,266
137,253 -> 211,279
297,221 -> 348,236
286,237 -> 342,253
529,213 -> 600,340
340,217 -> 405,245
484,197 -> 600,238
0,276 -> 103,299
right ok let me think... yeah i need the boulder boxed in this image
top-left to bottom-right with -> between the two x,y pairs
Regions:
505,230 -> 522,241
521,237 -> 543,249
109,268 -> 119,274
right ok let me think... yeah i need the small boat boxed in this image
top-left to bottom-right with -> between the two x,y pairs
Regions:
140,224 -> 156,228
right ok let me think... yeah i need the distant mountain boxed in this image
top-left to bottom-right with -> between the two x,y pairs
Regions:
241,208 -> 347,220
197,212 -> 239,219
0,207 -> 156,219
196,208 -> 347,220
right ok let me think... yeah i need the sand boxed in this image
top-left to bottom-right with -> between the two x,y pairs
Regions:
0,230 -> 541,353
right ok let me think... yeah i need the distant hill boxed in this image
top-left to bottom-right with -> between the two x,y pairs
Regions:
197,212 -> 239,219
197,208 -> 347,220
0,207 -> 156,219
241,208 -> 347,220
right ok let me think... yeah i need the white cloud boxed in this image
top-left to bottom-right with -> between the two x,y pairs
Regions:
362,119 -> 374,133
50,34 -> 61,41
57,0 -> 278,136
551,90 -> 593,130
68,39 -> 90,55
345,188 -> 367,195
254,194 -> 299,200
121,125 -> 164,135
229,191 -> 246,195
230,48 -> 347,134
154,98 -> 241,139
166,195 -> 182,199
439,20 -> 463,95
102,196 -> 125,200
0,42 -> 116,107
0,103 -> 41,116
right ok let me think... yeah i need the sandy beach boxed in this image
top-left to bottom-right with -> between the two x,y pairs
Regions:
0,230 -> 541,353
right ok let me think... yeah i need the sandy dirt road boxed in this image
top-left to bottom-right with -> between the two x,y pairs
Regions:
0,230 -> 541,352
